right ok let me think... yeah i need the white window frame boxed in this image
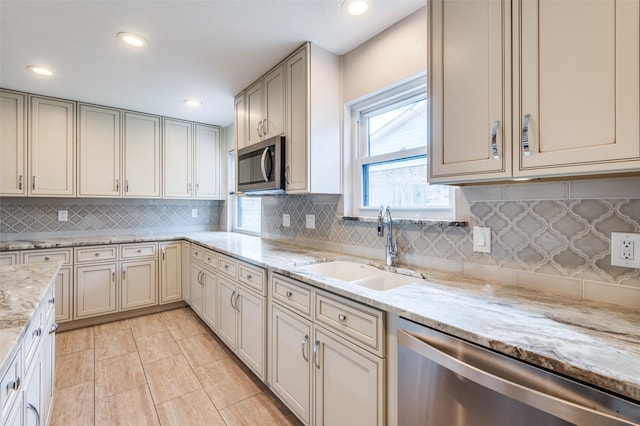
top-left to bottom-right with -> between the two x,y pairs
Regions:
350,76 -> 459,220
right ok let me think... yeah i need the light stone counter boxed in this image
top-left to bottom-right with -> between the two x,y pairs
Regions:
2,232 -> 639,402
0,262 -> 60,375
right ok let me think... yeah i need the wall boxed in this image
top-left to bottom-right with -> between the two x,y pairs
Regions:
0,197 -> 222,240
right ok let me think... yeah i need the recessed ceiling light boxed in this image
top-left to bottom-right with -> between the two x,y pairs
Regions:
26,65 -> 53,76
116,32 -> 147,47
183,99 -> 203,107
342,0 -> 369,16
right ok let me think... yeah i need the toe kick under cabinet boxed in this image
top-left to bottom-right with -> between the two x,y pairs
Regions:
269,273 -> 385,426
74,243 -> 158,319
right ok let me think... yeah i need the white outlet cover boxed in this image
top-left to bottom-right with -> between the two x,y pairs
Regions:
192,209 -> 198,218
473,226 -> 491,253
611,232 -> 640,268
305,214 -> 315,229
283,214 -> 291,227
57,210 -> 68,222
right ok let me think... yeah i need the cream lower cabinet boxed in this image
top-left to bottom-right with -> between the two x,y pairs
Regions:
0,252 -> 18,266
75,261 -> 119,318
269,273 -> 385,426
189,245 -> 218,328
159,242 -> 183,304
120,259 -> 157,311
182,242 -> 192,305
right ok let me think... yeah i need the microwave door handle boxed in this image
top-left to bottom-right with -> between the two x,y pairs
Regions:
260,147 -> 270,182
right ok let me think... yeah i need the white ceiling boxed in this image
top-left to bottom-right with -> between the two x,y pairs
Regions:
0,0 -> 426,127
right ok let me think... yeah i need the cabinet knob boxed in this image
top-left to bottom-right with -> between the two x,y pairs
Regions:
285,291 -> 293,298
137,249 -> 142,253
49,297 -> 55,304
49,323 -> 59,334
338,314 -> 346,322
44,256 -> 51,261
224,264 -> 229,270
6,377 -> 20,392
95,253 -> 100,257
32,327 -> 42,337
247,274 -> 253,280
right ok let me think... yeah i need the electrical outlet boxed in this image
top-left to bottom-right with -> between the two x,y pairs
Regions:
191,209 -> 198,218
57,210 -> 68,222
282,214 -> 291,227
473,226 -> 491,253
305,214 -> 315,229
611,232 -> 640,268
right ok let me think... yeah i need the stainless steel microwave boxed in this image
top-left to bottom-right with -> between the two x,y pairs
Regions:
237,136 -> 285,194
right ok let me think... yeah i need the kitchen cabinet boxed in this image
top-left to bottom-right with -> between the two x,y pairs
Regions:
234,91 -> 247,150
284,43 -> 341,193
0,90 -> 27,196
124,112 -> 161,198
193,123 -> 222,199
428,0 -> 640,184
163,118 -> 193,198
246,65 -> 285,146
190,245 -> 218,330
75,261 -> 119,318
159,241 -> 183,304
120,258 -> 157,311
269,273 -> 385,425
78,104 -> 121,197
0,252 -> 18,266
182,242 -> 192,305
29,95 -> 76,196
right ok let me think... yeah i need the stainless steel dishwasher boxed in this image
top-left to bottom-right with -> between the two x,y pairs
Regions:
397,317 -> 640,426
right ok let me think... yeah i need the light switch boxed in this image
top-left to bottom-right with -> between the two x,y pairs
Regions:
473,226 -> 491,253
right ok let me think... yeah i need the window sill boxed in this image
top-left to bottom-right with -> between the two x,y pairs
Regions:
338,216 -> 468,227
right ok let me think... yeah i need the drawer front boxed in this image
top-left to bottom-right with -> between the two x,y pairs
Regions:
315,293 -> 384,355
23,309 -> 43,370
75,246 -> 118,263
120,243 -> 157,259
191,245 -> 204,262
0,253 -> 18,266
202,249 -> 217,270
22,248 -> 72,266
238,263 -> 266,295
271,274 -> 312,318
1,347 -> 22,420
218,255 -> 238,279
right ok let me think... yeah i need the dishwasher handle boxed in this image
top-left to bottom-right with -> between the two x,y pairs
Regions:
398,329 -> 636,426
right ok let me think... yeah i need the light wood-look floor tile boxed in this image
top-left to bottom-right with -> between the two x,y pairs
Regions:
95,352 -> 146,400
135,330 -> 183,365
55,349 -> 94,389
50,380 -> 94,426
177,331 -> 229,369
94,328 -> 136,361
196,357 -> 261,409
156,389 -> 226,426
144,355 -> 201,404
130,313 -> 168,338
95,385 -> 159,426
219,392 -> 297,426
93,318 -> 131,336
161,311 -> 208,341
56,327 -> 94,356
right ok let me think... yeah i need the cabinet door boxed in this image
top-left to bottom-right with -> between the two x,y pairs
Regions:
270,303 -> 312,425
202,268 -> 217,330
182,243 -> 192,304
54,267 -> 73,323
163,118 -> 193,198
29,96 -> 75,196
75,263 -> 118,318
236,286 -> 265,380
42,311 -> 56,425
194,124 -> 221,199
190,263 -> 204,315
124,112 -> 161,198
121,259 -> 157,310
0,90 -> 27,196
314,327 -> 384,426
78,104 -> 121,197
246,81 -> 263,146
160,242 -> 182,304
429,0 -> 511,183
23,350 -> 42,426
263,65 -> 285,139
515,0 -> 640,175
234,92 -> 247,151
217,277 -> 238,350
285,49 -> 308,192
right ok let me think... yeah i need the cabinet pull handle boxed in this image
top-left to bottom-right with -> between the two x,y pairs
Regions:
490,120 -> 500,160
162,249 -> 166,260
33,327 -> 42,337
262,118 -> 268,135
49,323 -> 59,334
301,334 -> 309,362
18,175 -> 22,190
32,176 -> 36,190
196,183 -> 200,194
257,121 -> 263,138
26,402 -> 41,426
313,340 -> 321,369
284,165 -> 290,185
198,271 -> 204,285
49,297 -> 55,305
285,290 -> 293,298
338,313 -> 346,322
122,269 -> 126,280
7,377 -> 20,392
235,293 -> 241,312
112,270 -> 115,282
126,179 -> 129,192
522,114 -> 531,157
115,179 -> 119,192
230,290 -> 237,309
188,182 -> 192,193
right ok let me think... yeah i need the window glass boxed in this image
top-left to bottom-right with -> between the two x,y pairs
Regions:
367,98 -> 427,156
235,196 -> 261,234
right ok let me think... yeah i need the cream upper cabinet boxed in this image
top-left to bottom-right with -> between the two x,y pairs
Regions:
234,92 -> 248,151
194,123 -> 222,199
124,112 -> 161,198
163,118 -> 193,198
78,104 -> 122,197
29,96 -> 76,196
285,43 -> 341,193
428,0 -> 511,183
246,64 -> 285,146
0,90 -> 27,196
513,0 -> 640,177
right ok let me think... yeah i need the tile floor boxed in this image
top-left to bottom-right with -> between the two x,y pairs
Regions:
51,307 -> 301,426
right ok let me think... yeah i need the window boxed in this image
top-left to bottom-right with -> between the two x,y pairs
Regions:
229,150 -> 261,235
351,77 -> 455,219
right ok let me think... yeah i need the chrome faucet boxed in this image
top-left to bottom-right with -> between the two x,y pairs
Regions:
377,205 -> 398,266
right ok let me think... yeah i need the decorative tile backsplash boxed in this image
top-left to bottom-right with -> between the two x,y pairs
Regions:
0,197 -> 222,239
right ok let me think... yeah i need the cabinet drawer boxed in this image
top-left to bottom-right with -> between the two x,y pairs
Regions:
238,262 -> 266,295
271,274 -> 312,318
191,245 -> 205,262
0,252 -> 18,266
23,248 -> 72,266
315,292 -> 384,356
23,309 -> 43,370
0,347 -> 22,421
218,255 -> 238,279
202,249 -> 217,270
75,246 -> 118,263
120,243 -> 157,259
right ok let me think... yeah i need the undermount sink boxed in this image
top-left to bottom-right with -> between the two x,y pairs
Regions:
297,260 -> 423,291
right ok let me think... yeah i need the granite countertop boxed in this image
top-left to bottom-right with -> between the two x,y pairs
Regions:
0,262 -> 60,374
2,232 -> 640,402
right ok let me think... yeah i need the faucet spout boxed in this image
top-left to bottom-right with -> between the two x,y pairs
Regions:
381,205 -> 398,266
